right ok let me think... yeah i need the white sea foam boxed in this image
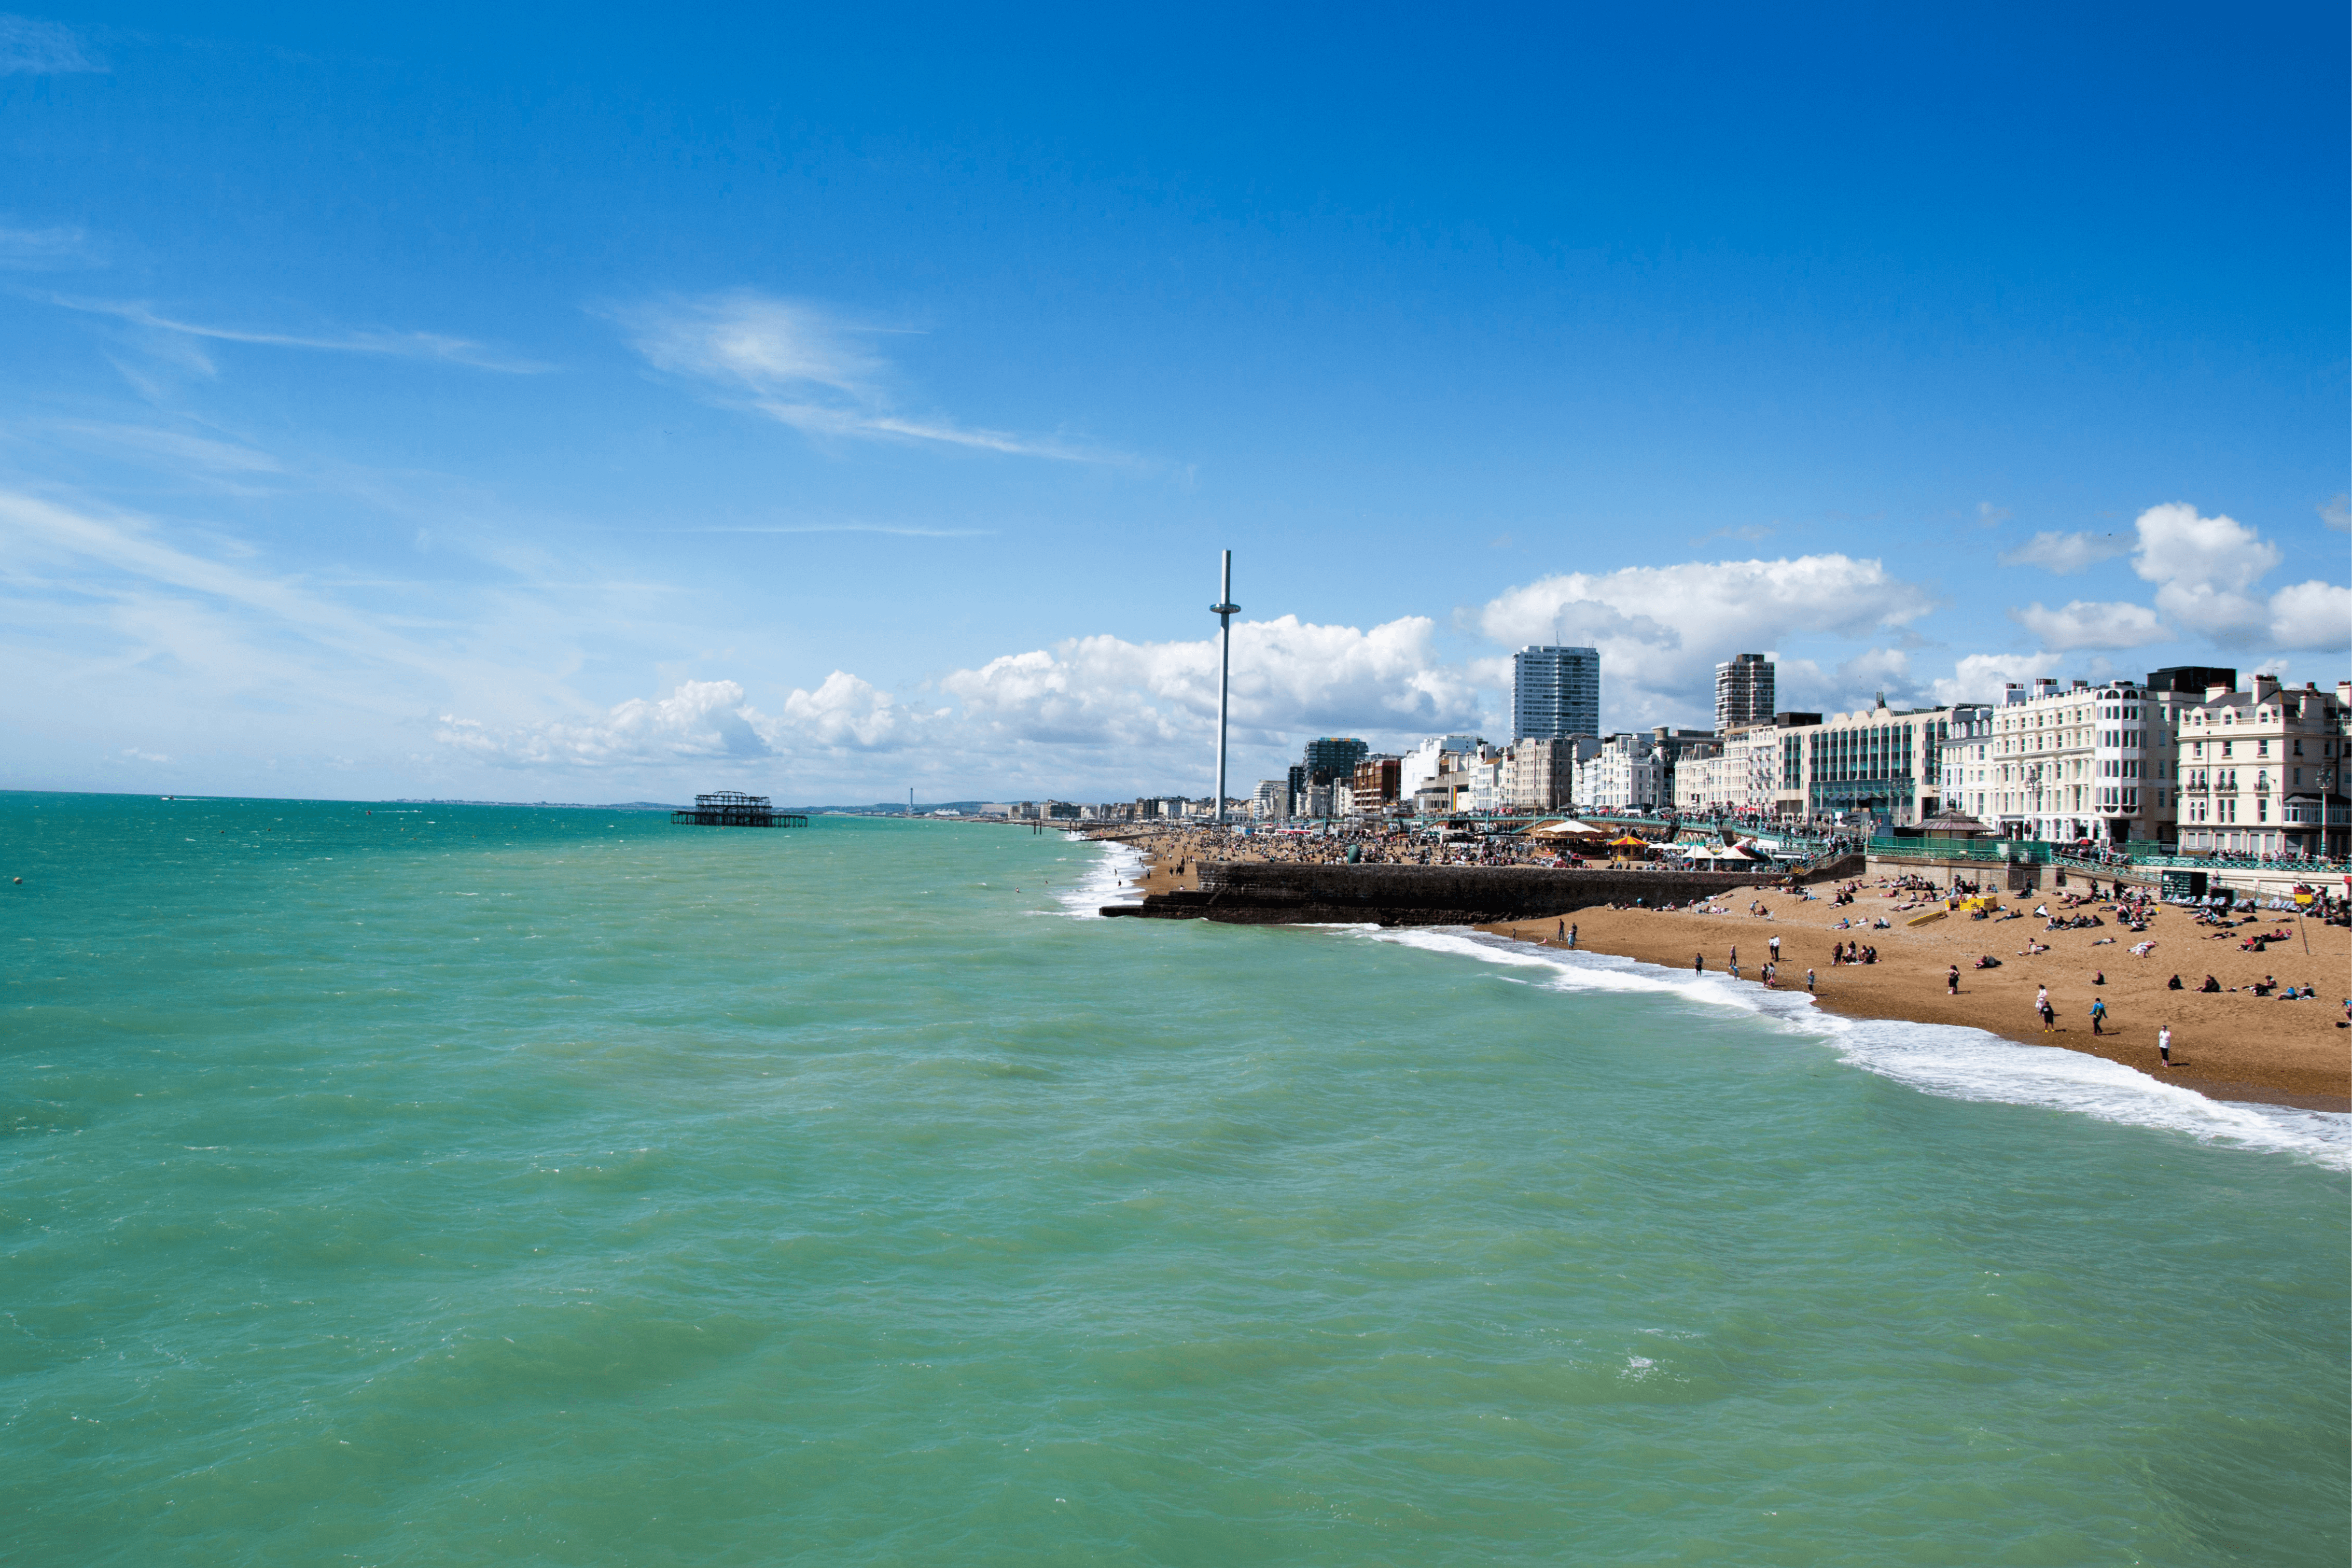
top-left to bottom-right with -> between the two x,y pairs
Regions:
1354,926 -> 2352,1169
1054,833 -> 1146,919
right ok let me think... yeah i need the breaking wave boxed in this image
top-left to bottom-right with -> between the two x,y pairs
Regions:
1360,926 -> 2352,1170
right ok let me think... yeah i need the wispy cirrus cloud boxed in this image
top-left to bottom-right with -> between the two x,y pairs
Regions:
671,523 -> 995,538
611,289 -> 1111,461
1997,529 -> 2132,573
46,295 -> 547,373
0,223 -> 99,269
0,13 -> 101,74
40,420 -> 283,475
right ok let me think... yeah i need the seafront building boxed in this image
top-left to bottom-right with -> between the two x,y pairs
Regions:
1399,734 -> 1484,802
1575,733 -> 1666,810
1511,646 -> 1601,740
2172,676 -> 2350,858
1301,736 -> 1369,781
1714,654 -> 1775,734
1502,735 -> 1591,811
1766,699 -> 1947,829
1223,664 -> 2345,852
1347,755 -> 1402,816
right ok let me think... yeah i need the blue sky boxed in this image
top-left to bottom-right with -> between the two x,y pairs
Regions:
3,4 -> 2345,803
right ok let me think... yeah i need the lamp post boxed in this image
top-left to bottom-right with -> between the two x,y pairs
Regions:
1210,550 -> 1239,824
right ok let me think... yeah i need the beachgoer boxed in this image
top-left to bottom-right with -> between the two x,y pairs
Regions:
2089,997 -> 2107,1035
2167,973 -> 2182,990
1946,964 -> 1959,995
1694,953 -> 1704,975
2157,1025 -> 2172,1066
1805,968 -> 1816,992
1568,924 -> 1578,950
1768,934 -> 1780,962
2040,999 -> 2056,1032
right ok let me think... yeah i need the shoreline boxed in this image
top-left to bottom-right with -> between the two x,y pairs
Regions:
1099,827 -> 2349,1115
1475,917 -> 2349,1115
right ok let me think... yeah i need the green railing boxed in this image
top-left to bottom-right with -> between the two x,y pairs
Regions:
1866,836 -> 2053,864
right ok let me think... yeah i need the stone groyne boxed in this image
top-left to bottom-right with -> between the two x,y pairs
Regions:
1102,861 -> 1787,926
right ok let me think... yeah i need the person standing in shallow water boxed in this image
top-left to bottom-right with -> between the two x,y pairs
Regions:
1694,952 -> 1705,975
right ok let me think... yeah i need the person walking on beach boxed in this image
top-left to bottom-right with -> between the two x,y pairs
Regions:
2158,1024 -> 2173,1067
2089,997 -> 2107,1036
1768,934 -> 1781,963
1568,923 -> 1578,950
1947,964 -> 1960,996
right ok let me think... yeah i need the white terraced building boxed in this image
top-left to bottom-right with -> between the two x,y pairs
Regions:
2173,676 -> 2350,858
1576,734 -> 1666,810
1960,677 -> 2164,844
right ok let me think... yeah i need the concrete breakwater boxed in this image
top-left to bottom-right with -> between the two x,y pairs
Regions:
1102,861 -> 1786,926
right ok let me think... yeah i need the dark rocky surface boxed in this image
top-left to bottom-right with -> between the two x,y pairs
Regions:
1103,861 -> 1787,926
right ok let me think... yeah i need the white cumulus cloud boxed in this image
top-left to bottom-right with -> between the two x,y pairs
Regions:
1476,555 -> 1937,722
433,614 -> 1483,792
436,673 -> 918,771
2126,501 -> 2344,649
2266,581 -> 2352,652
1930,652 -> 2055,706
2007,599 -> 2168,650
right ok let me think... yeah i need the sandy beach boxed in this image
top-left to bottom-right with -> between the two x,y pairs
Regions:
1102,826 -> 2351,1112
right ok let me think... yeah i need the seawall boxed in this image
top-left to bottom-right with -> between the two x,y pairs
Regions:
1102,860 -> 1787,926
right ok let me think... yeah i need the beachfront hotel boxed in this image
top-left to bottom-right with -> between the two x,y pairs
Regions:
1511,646 -> 1600,740
1925,668 -> 2350,853
2171,675 -> 2351,859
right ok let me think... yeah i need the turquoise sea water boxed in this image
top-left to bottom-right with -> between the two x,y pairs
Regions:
4,791 -> 2346,1566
